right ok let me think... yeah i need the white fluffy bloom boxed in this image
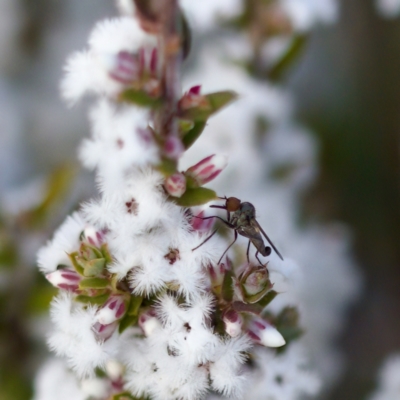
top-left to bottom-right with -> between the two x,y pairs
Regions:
37,212 -> 86,273
369,354 -> 400,400
61,17 -> 156,103
376,0 -> 400,17
79,99 -> 159,189
47,292 -> 120,377
124,295 -> 250,400
33,358 -> 86,400
246,344 -> 321,400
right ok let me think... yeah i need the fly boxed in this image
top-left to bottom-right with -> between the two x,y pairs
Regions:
192,196 -> 284,265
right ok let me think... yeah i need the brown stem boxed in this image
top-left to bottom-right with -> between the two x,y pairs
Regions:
157,0 -> 182,138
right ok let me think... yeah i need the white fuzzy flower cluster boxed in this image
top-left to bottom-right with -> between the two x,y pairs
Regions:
180,0 -> 361,396
36,2 -> 305,400
369,354 -> 400,400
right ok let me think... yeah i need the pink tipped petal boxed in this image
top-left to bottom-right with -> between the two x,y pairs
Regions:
95,296 -> 126,325
186,154 -> 228,185
247,317 -> 286,348
108,51 -> 140,84
139,309 -> 161,336
92,321 -> 118,342
164,173 -> 186,197
191,210 -> 214,231
188,85 -> 201,95
223,310 -> 243,338
46,269 -> 81,291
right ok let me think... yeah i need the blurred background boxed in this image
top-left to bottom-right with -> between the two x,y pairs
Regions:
0,0 -> 399,399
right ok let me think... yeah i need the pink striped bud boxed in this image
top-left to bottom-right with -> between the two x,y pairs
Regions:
107,51 -> 140,84
95,295 -> 127,325
191,210 -> 214,232
81,226 -> 105,247
185,154 -> 228,186
164,136 -> 184,160
164,173 -> 186,197
247,317 -> 286,348
45,269 -> 81,291
208,262 -> 228,295
92,321 -> 118,342
179,85 -> 209,110
223,309 -> 243,338
138,308 -> 161,336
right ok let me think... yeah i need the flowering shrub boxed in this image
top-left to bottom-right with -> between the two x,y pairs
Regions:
34,1 -> 315,399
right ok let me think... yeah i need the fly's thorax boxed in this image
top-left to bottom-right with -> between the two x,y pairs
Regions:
240,202 -> 256,219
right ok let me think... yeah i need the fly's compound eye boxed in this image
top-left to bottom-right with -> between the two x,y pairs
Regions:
265,246 -> 272,256
226,197 -> 241,212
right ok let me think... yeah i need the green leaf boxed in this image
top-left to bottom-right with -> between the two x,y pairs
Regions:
182,121 -> 206,150
231,301 -> 261,316
79,277 -> 110,289
244,284 -> 273,304
156,157 -> 178,177
179,91 -> 237,121
112,392 -> 144,400
178,119 -> 195,135
258,290 -> 278,309
75,292 -> 110,306
127,296 -> 143,316
268,35 -> 307,81
119,89 -> 162,108
206,91 -> 238,114
221,270 -> 234,302
118,314 -> 138,334
173,187 -> 217,207
68,252 -> 84,276
83,258 -> 106,277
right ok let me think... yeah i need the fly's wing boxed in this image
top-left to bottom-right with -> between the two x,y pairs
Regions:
252,219 -> 284,261
238,223 -> 267,255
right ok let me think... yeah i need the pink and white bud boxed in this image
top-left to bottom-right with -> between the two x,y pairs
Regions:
208,262 -> 227,290
247,317 -> 286,348
92,321 -> 118,342
191,210 -> 214,232
45,269 -> 81,291
95,295 -> 127,325
81,226 -> 105,247
186,154 -> 228,186
164,136 -> 184,160
138,308 -> 161,336
105,359 -> 124,382
164,173 -> 186,197
179,85 -> 208,110
223,309 -> 244,338
106,50 -> 140,84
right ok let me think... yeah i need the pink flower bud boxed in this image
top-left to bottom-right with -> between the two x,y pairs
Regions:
164,173 -> 186,197
179,85 -> 208,110
92,321 -> 118,342
45,269 -> 81,291
223,309 -> 243,337
186,154 -> 228,186
188,85 -> 201,95
95,295 -> 127,325
138,308 -> 161,336
164,136 -> 184,160
108,51 -> 140,84
191,210 -> 214,232
247,317 -> 286,348
81,226 -> 105,247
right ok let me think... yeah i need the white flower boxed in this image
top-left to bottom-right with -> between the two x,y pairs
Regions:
61,17 -> 156,103
47,292 -> 120,377
246,344 -> 321,400
37,212 -> 85,273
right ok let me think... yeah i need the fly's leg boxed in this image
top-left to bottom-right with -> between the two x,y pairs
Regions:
191,216 -> 235,252
191,229 -> 218,251
246,240 -> 251,263
218,230 -> 238,265
255,247 -> 271,266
